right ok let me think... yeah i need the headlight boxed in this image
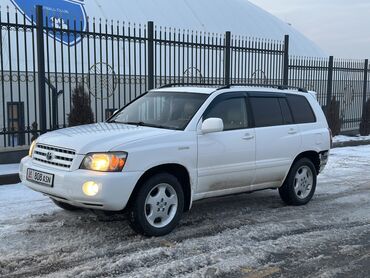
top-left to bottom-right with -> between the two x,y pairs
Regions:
29,140 -> 37,157
80,152 -> 127,172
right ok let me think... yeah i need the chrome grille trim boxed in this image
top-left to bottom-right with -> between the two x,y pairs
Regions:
36,144 -> 75,155
33,144 -> 76,169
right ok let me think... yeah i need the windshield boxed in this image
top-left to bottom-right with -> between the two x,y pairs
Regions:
110,91 -> 209,130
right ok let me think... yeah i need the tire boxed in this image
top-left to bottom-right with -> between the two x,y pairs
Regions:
51,198 -> 81,211
279,158 -> 317,206
128,173 -> 184,236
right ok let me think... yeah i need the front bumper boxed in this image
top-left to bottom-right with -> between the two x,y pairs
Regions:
19,156 -> 142,211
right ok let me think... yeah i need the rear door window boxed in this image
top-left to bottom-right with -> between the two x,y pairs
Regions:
249,97 -> 284,127
287,95 -> 316,124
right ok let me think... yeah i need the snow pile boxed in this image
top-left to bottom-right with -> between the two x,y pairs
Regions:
0,163 -> 19,175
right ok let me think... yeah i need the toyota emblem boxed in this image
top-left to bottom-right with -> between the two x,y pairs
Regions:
46,152 -> 54,161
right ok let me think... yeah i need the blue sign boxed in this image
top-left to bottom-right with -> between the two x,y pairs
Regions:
10,0 -> 87,46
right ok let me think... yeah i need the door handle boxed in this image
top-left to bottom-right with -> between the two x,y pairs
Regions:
288,128 -> 298,135
242,134 -> 254,140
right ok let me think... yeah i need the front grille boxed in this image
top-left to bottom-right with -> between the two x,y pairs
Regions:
33,144 -> 76,169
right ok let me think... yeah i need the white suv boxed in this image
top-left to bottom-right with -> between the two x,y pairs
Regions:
20,84 -> 331,236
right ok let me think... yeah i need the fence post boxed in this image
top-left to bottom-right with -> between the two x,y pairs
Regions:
224,31 -> 231,86
362,59 -> 368,115
283,35 -> 289,86
326,56 -> 334,108
36,5 -> 47,134
52,93 -> 58,129
147,21 -> 154,90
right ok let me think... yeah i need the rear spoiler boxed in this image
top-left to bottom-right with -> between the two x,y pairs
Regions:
308,91 -> 318,99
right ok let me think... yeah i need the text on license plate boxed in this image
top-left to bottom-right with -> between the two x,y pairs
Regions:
26,168 -> 54,187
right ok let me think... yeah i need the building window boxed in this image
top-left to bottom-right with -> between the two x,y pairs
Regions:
7,102 -> 25,146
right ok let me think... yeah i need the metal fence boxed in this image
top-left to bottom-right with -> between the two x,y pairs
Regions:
0,5 -> 369,148
288,57 -> 370,132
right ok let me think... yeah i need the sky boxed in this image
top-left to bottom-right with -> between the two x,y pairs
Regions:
248,0 -> 370,59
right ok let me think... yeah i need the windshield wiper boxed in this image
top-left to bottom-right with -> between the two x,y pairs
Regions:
108,120 -> 145,125
109,120 -> 177,130
122,121 -> 176,130
122,121 -> 147,126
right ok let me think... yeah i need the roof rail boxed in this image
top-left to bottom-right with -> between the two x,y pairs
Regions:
159,83 -> 223,89
158,82 -> 308,93
218,83 -> 308,92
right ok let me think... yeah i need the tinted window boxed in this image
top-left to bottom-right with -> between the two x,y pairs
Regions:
287,95 -> 316,124
279,98 -> 294,125
204,97 -> 248,131
250,97 -> 284,127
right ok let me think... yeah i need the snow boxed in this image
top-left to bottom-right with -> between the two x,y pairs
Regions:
0,183 -> 56,222
1,146 -> 370,277
0,163 -> 19,175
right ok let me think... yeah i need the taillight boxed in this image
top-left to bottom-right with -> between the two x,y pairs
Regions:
328,128 -> 333,148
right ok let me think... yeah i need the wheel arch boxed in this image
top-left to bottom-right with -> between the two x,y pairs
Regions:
282,150 -> 320,186
128,163 -> 193,212
293,151 -> 321,174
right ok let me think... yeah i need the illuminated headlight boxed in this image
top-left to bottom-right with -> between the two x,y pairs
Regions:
80,152 -> 127,172
29,140 -> 37,157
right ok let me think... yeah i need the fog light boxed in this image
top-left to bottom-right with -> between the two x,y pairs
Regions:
82,181 -> 100,197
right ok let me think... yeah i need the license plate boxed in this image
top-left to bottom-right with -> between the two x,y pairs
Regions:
26,168 -> 54,187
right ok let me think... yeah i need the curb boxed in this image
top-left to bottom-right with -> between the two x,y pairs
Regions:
1,140 -> 370,186
332,140 -> 370,149
0,173 -> 20,186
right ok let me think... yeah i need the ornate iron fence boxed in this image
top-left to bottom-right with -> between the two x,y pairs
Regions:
0,5 -> 369,148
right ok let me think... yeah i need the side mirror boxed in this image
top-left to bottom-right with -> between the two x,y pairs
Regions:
201,118 -> 224,134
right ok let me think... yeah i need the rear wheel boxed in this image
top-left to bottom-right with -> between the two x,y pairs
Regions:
279,158 -> 317,206
128,173 -> 184,236
51,198 -> 81,211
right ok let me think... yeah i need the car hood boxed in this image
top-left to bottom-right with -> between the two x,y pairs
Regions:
37,123 -> 175,154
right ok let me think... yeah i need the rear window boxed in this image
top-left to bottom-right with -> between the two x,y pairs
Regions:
250,97 -> 284,127
287,95 -> 316,124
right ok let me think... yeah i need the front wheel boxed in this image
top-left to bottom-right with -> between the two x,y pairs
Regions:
279,158 -> 317,206
128,173 -> 184,236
